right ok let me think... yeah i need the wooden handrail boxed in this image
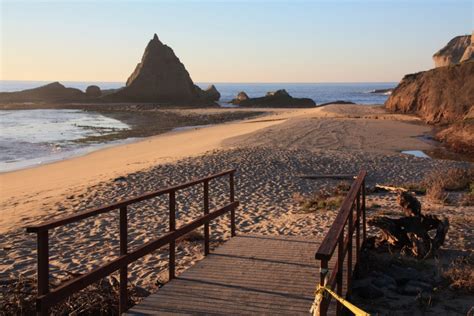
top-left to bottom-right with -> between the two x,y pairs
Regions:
26,169 -> 238,315
315,170 -> 366,260
26,169 -> 235,232
315,169 -> 367,316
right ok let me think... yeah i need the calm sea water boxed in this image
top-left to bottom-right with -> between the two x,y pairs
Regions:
0,109 -> 130,172
1,80 -> 396,105
0,80 -> 396,172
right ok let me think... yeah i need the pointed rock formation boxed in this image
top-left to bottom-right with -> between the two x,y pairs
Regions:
109,34 -> 219,104
196,85 -> 220,101
433,33 -> 473,68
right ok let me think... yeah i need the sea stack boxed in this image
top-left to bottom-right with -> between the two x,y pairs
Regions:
432,33 -> 473,68
230,89 -> 316,108
109,34 -> 219,104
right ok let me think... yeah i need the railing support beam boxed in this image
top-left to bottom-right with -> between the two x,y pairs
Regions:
203,180 -> 210,255
230,172 -> 236,237
169,190 -> 176,280
37,230 -> 49,316
119,206 -> 128,314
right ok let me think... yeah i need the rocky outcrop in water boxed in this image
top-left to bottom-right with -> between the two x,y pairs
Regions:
433,34 -> 473,68
107,34 -> 219,105
232,91 -> 249,103
0,82 -> 86,103
385,61 -> 474,124
196,85 -> 220,102
230,89 -> 315,108
86,85 -> 101,97
318,100 -> 355,106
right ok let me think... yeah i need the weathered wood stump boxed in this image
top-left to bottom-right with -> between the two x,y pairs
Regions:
369,191 -> 449,258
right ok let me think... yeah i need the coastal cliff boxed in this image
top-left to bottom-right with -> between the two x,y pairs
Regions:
385,61 -> 473,124
385,61 -> 473,153
432,34 -> 473,68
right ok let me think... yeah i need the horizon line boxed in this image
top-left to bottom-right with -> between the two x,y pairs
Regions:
1,79 -> 399,84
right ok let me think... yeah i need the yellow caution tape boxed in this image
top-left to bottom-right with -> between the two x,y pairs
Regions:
310,284 -> 370,316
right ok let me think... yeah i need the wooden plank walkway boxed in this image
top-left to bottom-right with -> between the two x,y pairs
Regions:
127,234 -> 339,315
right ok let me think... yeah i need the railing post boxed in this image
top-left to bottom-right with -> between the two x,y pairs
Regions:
37,230 -> 49,315
347,204 -> 353,298
119,206 -> 128,314
230,172 -> 236,237
362,179 -> 366,241
336,234 -> 343,315
203,180 -> 210,255
169,190 -> 176,280
319,260 -> 329,316
356,191 -> 361,269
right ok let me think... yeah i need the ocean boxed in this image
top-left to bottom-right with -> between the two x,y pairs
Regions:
0,80 -> 396,172
0,109 -> 131,172
0,80 -> 396,105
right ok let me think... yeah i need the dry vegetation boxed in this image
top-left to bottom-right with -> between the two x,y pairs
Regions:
442,254 -> 474,293
293,181 -> 351,213
394,167 -> 474,205
0,275 -> 150,315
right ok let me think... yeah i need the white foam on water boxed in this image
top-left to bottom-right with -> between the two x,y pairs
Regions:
0,109 -> 131,172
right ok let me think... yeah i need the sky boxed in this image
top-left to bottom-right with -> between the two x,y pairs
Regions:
0,0 -> 472,83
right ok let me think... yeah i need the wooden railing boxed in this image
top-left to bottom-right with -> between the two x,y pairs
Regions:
315,169 -> 367,316
26,169 -> 238,315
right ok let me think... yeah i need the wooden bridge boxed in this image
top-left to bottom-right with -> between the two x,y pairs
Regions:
27,169 -> 367,316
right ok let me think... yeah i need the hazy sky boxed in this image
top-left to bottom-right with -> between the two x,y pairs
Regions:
1,0 -> 472,83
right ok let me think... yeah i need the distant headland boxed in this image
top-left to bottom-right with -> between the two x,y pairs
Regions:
0,34 -> 221,106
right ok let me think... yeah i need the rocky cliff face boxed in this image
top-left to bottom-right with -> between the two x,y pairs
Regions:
385,61 -> 473,124
433,34 -> 473,68
110,34 -> 219,104
0,82 -> 86,103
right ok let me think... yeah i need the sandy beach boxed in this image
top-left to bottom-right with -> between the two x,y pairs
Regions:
1,104 -> 472,312
0,105 -> 429,233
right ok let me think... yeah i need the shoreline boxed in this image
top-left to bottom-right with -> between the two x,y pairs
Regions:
0,107 -> 269,173
0,104 -> 454,234
0,107 -> 304,233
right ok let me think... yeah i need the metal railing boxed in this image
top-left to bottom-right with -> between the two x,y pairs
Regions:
315,169 -> 367,316
26,169 -> 238,315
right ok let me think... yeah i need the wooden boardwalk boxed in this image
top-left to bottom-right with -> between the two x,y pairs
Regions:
26,169 -> 365,315
127,234 -> 338,315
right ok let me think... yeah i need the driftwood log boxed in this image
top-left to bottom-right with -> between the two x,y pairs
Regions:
369,191 -> 449,259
